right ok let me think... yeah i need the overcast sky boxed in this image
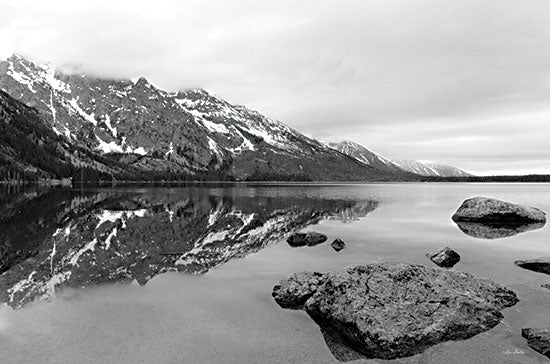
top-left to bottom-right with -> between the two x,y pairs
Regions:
1,0 -> 549,175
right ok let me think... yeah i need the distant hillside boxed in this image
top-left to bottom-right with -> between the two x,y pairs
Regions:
393,159 -> 472,177
421,175 -> 550,182
327,141 -> 417,179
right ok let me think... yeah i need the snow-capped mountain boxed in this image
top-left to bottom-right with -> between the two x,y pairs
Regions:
393,159 -> 473,177
327,141 -> 406,175
0,54 -> 417,181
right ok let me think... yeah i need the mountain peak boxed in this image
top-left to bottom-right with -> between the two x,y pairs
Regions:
7,53 -> 30,63
6,53 -> 37,69
329,141 -> 383,157
178,88 -> 215,98
134,76 -> 150,86
7,53 -> 23,61
339,140 -> 366,149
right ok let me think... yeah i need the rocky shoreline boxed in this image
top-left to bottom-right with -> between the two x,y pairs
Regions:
273,196 -> 549,360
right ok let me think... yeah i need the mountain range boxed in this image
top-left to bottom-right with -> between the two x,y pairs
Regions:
0,54 -> 471,182
392,159 -> 472,177
327,141 -> 472,177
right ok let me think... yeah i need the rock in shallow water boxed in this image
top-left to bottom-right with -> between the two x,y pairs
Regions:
426,247 -> 460,267
272,262 -> 518,360
451,197 -> 546,225
331,238 -> 346,252
286,232 -> 327,247
522,328 -> 550,358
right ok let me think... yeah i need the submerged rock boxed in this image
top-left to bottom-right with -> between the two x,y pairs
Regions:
272,262 -> 518,360
522,328 -> 550,358
454,221 -> 544,240
515,258 -> 550,275
452,197 -> 546,225
331,238 -> 346,252
426,247 -> 460,267
286,232 -> 327,247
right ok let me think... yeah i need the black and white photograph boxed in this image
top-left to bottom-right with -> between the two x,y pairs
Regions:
1,0 -> 550,363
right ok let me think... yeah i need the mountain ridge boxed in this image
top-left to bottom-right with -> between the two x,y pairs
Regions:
329,140 -> 473,178
327,141 -> 405,175
393,159 -> 473,177
0,54 -> 418,182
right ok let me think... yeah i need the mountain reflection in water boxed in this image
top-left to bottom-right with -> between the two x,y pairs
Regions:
0,187 -> 378,308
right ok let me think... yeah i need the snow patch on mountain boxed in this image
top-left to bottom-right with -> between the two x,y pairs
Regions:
69,238 -> 98,266
165,142 -> 174,159
202,119 -> 230,134
7,57 -> 37,93
102,114 -> 117,137
96,135 -> 125,153
69,98 -> 98,125
41,63 -> 71,93
95,135 -> 147,155
207,137 -> 223,159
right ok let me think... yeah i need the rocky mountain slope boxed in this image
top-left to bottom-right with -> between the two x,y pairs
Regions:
0,90 -> 144,181
393,159 -> 472,177
0,54 -> 418,182
327,141 -> 405,175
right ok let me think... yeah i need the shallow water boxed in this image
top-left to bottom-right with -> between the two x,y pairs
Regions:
1,183 -> 550,363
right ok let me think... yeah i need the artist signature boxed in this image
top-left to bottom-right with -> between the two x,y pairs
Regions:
502,348 -> 525,355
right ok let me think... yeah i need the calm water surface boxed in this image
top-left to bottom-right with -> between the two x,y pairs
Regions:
1,183 -> 549,363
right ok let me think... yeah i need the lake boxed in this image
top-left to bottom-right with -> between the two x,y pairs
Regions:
1,183 -> 549,363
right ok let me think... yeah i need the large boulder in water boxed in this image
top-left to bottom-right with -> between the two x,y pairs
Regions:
451,197 -> 546,225
272,262 -> 517,360
522,328 -> 550,358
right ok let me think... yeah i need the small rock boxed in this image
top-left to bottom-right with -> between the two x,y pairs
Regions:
426,247 -> 460,268
287,232 -> 327,247
522,328 -> 550,358
452,197 -> 546,225
273,262 -> 518,360
331,238 -> 346,252
515,258 -> 550,275
542,283 -> 550,291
